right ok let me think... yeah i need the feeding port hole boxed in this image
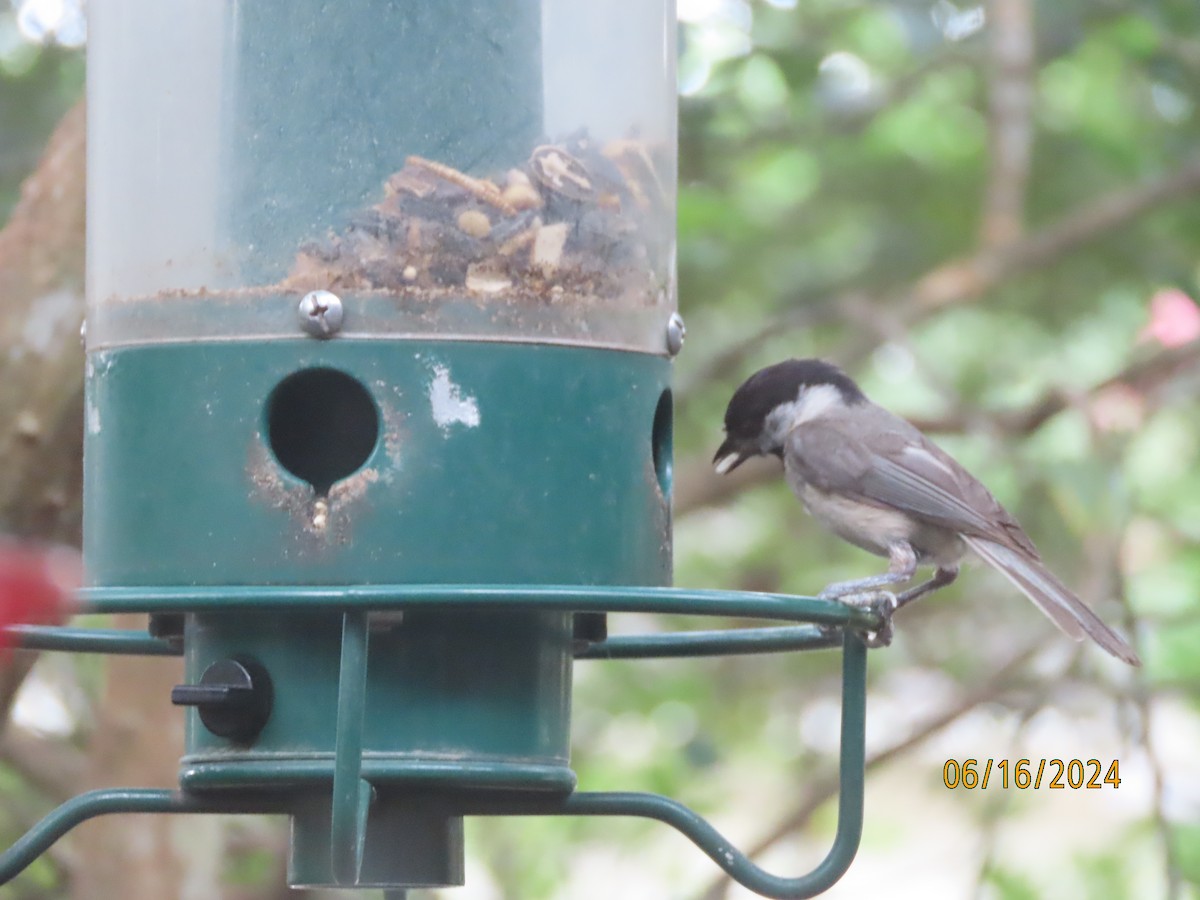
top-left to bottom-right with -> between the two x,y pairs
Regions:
266,368 -> 380,495
652,388 -> 672,498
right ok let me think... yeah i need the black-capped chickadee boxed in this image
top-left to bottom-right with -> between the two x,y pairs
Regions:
713,359 -> 1140,666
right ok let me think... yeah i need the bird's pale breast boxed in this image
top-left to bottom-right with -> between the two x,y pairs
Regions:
790,477 -> 965,566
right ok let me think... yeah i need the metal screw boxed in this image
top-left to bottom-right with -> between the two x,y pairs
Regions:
666,312 -> 686,356
298,290 -> 344,338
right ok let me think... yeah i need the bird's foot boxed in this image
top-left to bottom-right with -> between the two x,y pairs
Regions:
818,575 -> 902,601
830,590 -> 897,648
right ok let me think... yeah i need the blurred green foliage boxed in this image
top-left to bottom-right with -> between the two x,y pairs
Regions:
0,6 -> 81,218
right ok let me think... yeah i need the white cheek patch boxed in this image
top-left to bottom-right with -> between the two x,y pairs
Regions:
761,383 -> 844,449
762,402 -> 801,449
792,383 -> 843,424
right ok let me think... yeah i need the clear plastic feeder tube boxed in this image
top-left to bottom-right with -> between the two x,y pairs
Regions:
87,0 -> 677,353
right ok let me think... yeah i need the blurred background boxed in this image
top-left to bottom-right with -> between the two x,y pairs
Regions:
0,0 -> 1198,897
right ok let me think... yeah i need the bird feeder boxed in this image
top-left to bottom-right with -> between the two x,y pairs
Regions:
1,2 -> 877,896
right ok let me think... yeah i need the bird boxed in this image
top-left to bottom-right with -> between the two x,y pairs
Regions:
712,358 -> 1140,665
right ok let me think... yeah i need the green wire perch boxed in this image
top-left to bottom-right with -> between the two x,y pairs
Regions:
0,585 -> 874,899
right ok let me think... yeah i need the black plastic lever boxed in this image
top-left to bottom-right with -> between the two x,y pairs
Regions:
172,657 -> 273,744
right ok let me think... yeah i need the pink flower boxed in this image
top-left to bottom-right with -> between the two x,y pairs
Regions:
1139,288 -> 1200,348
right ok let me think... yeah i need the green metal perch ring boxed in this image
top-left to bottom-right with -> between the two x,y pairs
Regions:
0,584 -> 876,900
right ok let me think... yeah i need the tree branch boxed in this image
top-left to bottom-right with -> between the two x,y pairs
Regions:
887,154 -> 1200,320
905,338 -> 1200,435
979,0 -> 1034,248
682,155 -> 1200,406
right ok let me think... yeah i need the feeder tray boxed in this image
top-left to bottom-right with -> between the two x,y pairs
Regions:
1,587 -> 875,899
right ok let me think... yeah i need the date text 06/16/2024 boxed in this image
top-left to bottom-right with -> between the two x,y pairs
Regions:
943,758 -> 1121,790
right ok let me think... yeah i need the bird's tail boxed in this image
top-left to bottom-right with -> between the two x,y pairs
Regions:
962,536 -> 1141,666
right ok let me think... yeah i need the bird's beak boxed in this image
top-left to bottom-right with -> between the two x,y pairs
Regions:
712,436 -> 751,475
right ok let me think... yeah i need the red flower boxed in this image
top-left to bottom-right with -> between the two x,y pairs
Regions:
0,543 -> 81,656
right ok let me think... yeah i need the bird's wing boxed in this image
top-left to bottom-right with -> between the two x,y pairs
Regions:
787,409 -> 1037,555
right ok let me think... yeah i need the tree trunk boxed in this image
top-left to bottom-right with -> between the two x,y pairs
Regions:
0,99 -> 85,547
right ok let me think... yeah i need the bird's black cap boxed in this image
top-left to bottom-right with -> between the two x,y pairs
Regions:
714,359 -> 865,472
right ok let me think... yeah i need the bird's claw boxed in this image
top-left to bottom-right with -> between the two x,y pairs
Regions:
831,589 -> 895,610
830,590 -> 897,649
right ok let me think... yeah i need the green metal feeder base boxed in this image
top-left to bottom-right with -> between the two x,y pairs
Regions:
1,584 -> 877,897
178,609 -> 576,792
